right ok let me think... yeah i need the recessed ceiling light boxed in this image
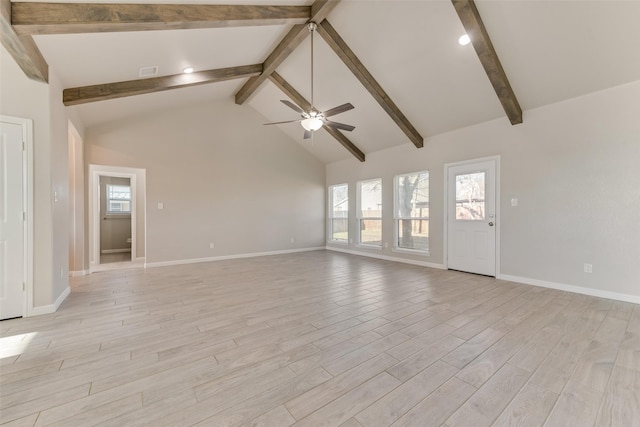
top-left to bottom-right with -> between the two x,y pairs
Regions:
458,34 -> 471,46
183,67 -> 194,74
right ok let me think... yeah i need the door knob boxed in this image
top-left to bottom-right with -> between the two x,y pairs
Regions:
488,222 -> 494,226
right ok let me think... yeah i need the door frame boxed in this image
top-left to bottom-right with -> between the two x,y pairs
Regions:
443,155 -> 500,276
89,165 -> 138,272
1,115 -> 34,317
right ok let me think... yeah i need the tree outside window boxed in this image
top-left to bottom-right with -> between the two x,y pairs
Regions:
395,171 -> 429,251
329,184 -> 348,242
358,179 -> 382,246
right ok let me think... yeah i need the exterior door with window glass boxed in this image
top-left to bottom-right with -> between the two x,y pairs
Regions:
447,159 -> 496,276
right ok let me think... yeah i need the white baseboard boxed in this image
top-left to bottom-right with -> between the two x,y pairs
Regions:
101,248 -> 131,254
326,245 -> 446,270
145,247 -> 326,268
29,286 -> 70,317
69,270 -> 89,277
498,274 -> 640,305
90,259 -> 145,273
325,247 -> 639,304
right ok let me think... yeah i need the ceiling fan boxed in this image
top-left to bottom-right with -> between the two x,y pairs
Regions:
264,22 -> 356,140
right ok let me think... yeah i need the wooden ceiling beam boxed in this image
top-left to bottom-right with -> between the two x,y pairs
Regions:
235,0 -> 340,105
11,3 -> 310,35
452,0 -> 522,125
63,64 -> 263,106
1,0 -> 48,82
317,20 -> 423,148
269,71 -> 365,162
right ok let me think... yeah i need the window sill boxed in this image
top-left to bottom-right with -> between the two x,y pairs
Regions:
104,213 -> 132,219
327,240 -> 348,246
355,244 -> 382,251
392,247 -> 431,257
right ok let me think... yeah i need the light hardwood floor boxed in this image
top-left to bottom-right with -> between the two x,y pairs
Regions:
1,250 -> 639,426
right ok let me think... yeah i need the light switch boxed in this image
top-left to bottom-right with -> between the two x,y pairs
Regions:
511,198 -> 518,207
157,202 -> 164,210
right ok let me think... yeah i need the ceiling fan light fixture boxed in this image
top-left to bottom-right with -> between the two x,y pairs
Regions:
458,34 -> 471,46
301,117 -> 323,132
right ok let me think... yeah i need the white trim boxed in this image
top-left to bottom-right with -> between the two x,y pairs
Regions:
89,165 -> 145,273
327,240 -> 348,246
100,249 -> 131,254
356,178 -> 383,246
1,115 -> 34,318
29,286 -> 70,316
393,170 -> 430,254
69,270 -> 89,277
328,183 -> 349,244
145,247 -> 325,268
326,245 -> 445,270
498,274 -> 640,305
443,155 -> 500,276
325,246 -> 639,304
91,259 -> 144,272
392,247 -> 431,257
355,243 -> 382,251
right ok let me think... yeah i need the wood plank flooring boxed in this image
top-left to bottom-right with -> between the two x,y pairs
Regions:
1,250 -> 639,426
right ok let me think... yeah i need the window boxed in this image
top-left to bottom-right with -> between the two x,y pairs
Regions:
106,184 -> 131,213
455,172 -> 485,220
329,184 -> 349,242
395,171 -> 429,252
358,179 -> 382,246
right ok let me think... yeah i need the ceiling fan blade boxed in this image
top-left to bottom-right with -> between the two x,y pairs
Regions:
281,100 -> 304,114
264,119 -> 301,126
322,103 -> 354,118
303,130 -> 312,140
322,119 -> 355,132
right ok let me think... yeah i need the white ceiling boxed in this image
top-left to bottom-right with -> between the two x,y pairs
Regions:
28,0 -> 640,163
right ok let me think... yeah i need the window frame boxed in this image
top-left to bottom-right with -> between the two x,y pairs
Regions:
328,183 -> 349,244
393,170 -> 430,255
105,184 -> 132,215
357,178 -> 383,249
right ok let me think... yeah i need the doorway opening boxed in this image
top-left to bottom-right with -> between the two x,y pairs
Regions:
99,176 -> 133,264
89,165 -> 146,272
444,156 -> 500,277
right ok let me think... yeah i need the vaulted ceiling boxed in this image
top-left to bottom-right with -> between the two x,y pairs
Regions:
3,0 -> 640,163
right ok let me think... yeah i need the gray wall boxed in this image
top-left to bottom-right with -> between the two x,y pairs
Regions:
327,80 -> 640,299
1,45 -> 81,309
85,99 -> 326,264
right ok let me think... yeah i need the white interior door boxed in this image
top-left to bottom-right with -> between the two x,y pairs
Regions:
447,159 -> 497,276
0,121 -> 25,319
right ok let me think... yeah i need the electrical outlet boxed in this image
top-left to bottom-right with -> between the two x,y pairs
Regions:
384,242 -> 388,248
290,237 -> 295,244
209,243 -> 215,249
60,267 -> 64,279
584,263 -> 593,274
511,198 -> 518,207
